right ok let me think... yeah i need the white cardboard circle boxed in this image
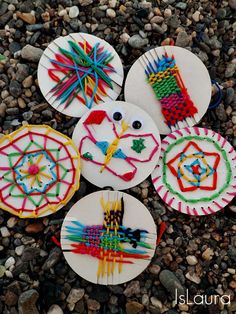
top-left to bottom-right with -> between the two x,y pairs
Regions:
151,127 -> 236,216
0,125 -> 80,218
124,46 -> 212,134
38,33 -> 124,117
72,101 -> 161,190
61,190 -> 157,285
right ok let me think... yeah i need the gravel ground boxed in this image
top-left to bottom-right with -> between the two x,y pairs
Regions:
0,0 -> 236,313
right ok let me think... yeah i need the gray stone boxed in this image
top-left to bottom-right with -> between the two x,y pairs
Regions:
215,103 -> 227,122
167,16 -> 180,28
0,11 -> 13,27
225,88 -> 235,105
9,42 -> 21,54
69,6 -> 80,18
18,289 -> 39,314
225,63 -> 236,78
67,288 -> 85,304
128,35 -> 148,48
26,24 -> 43,32
16,64 -> 30,82
229,0 -> 236,9
124,281 -> 140,297
47,304 -> 63,314
175,2 -> 187,10
6,107 -> 20,115
0,2 -> 8,16
42,247 -> 61,270
22,111 -> 33,121
175,31 -> 191,47
216,8 -> 227,19
9,80 -> 22,98
22,247 -> 40,262
78,0 -> 93,6
21,45 -> 43,62
159,270 -> 185,299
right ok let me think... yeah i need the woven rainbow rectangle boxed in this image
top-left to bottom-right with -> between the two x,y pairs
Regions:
145,53 -> 198,127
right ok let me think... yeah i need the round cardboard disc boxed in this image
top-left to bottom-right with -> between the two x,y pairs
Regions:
61,190 -> 157,285
124,46 -> 212,134
151,127 -> 236,216
72,101 -> 161,190
0,125 -> 80,218
38,33 -> 124,117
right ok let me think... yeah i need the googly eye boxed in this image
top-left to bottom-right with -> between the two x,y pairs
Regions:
110,108 -> 125,122
131,118 -> 143,130
113,111 -> 123,121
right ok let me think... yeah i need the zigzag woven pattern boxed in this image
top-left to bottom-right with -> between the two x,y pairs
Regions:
145,53 -> 198,127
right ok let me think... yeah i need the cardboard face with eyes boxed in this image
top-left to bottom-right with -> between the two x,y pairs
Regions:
72,101 -> 161,190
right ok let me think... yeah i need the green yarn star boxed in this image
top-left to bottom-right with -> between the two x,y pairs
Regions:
131,138 -> 146,153
83,152 -> 93,160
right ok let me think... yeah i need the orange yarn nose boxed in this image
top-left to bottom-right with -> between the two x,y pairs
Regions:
28,164 -> 39,175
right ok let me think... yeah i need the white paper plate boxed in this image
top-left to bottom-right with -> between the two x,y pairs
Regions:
72,101 -> 161,190
38,33 -> 124,117
61,190 -> 157,285
152,127 -> 236,215
125,46 -> 211,134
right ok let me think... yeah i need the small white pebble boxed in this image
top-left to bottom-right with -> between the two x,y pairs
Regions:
15,245 -> 24,256
5,256 -> 15,269
106,8 -> 116,18
0,226 -> 10,237
120,33 -> 130,43
186,255 -> 198,266
5,270 -> 13,278
164,8 -> 172,17
109,0 -> 117,8
58,9 -> 67,17
8,4 -> 15,11
192,10 -> 200,22
7,217 -> 18,228
69,6 -> 79,19
228,268 -> 236,275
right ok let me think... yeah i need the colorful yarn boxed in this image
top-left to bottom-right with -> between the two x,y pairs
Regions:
48,40 -> 116,109
145,53 -> 198,127
79,110 -> 159,182
65,196 -> 153,279
0,125 -> 80,218
163,136 -> 232,203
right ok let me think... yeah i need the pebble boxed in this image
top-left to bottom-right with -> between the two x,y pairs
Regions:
185,272 -> 201,284
106,8 -> 116,18
0,265 -> 6,278
159,270 -> 185,298
175,2 -> 187,10
67,288 -> 84,304
16,64 -> 30,82
25,222 -> 44,233
22,111 -> 33,121
5,257 -> 16,269
149,264 -> 161,275
120,33 -> 130,43
78,0 -> 93,6
124,281 -> 140,297
126,301 -> 144,314
87,299 -> 100,311
0,226 -> 10,237
69,6 -> 79,18
22,247 -> 40,262
22,75 -> 33,88
150,297 -> 162,309
175,31 -> 191,47
18,289 -> 39,314
0,103 -> 7,117
47,304 -> 63,314
9,80 -> 22,98
15,245 -> 24,256
128,35 -> 148,48
225,63 -> 236,78
202,248 -> 214,261
42,247 -> 61,270
229,0 -> 236,9
186,255 -> 198,266
16,12 -> 36,24
21,45 -> 43,62
109,0 -> 117,8
192,11 -> 200,22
